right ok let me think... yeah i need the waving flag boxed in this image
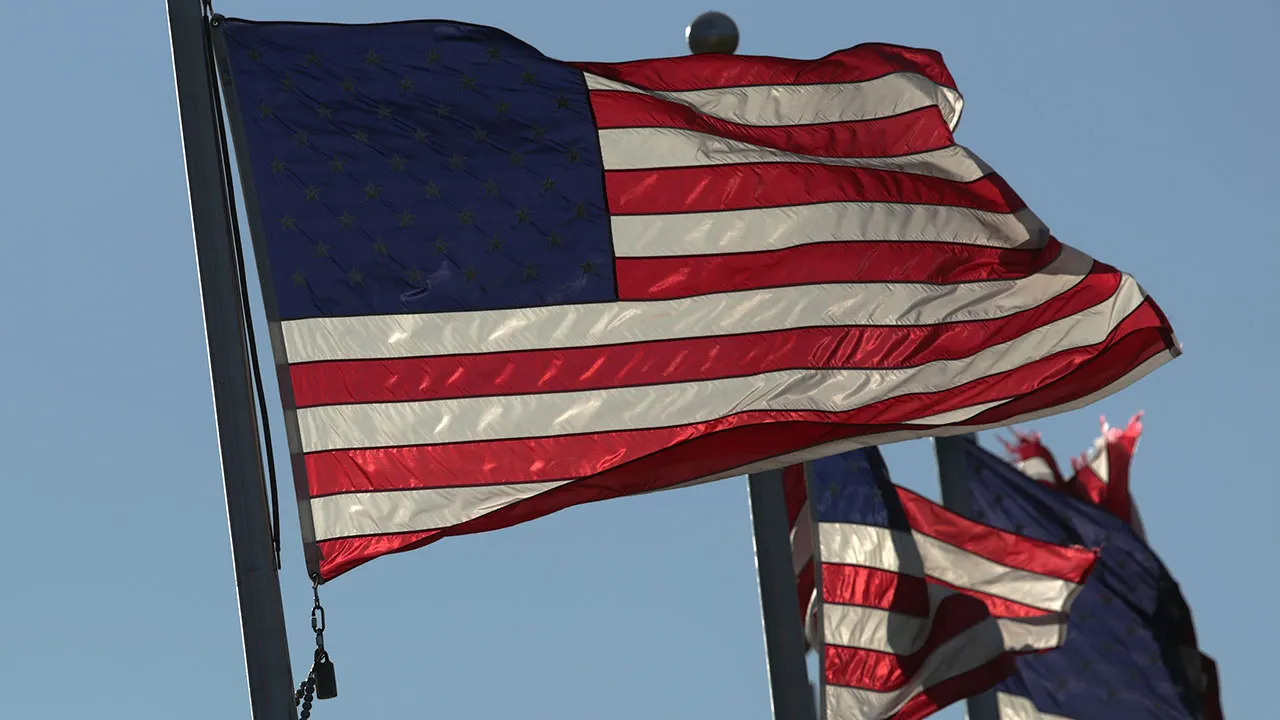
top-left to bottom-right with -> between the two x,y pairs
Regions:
802,448 -> 1097,720
215,17 -> 1179,579
782,464 -> 819,635
957,436 -> 1223,719
1000,429 -> 1065,488
1067,413 -> 1144,531
1005,414 -> 1146,537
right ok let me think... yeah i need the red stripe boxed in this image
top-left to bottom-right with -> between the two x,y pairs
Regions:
888,656 -> 1014,720
1003,433 -> 1065,486
291,262 -> 1116,408
894,485 -> 1098,584
821,564 -> 1060,620
304,299 -> 1167,499
1071,466 -> 1109,506
605,163 -> 1026,215
615,239 -> 1062,301
783,464 -> 808,525
822,564 -> 930,617
961,315 -> 1174,430
1071,448 -> 1136,525
1201,654 -> 1224,720
1097,425 -> 1139,525
589,90 -> 953,158
1100,458 -> 1134,525
314,309 -> 1174,578
570,43 -> 956,92
783,464 -> 815,627
824,593 -> 1020,692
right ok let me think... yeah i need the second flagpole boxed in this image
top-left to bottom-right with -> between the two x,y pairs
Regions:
682,15 -> 818,720
935,435 -> 1001,720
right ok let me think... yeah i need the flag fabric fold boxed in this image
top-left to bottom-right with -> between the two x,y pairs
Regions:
1067,413 -> 1144,531
215,17 -> 1179,579
1005,414 -> 1145,536
959,434 -> 1222,719
802,448 -> 1098,720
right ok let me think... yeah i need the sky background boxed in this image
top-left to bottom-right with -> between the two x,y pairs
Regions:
0,0 -> 1275,717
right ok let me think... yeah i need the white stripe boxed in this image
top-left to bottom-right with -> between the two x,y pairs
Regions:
804,589 -> 820,648
995,692 -> 1074,720
1087,440 -> 1111,485
822,593 -> 1068,654
311,398 -> 1011,542
822,617 -> 1062,719
312,480 -> 571,542
282,245 -> 1097,362
612,204 -> 1048,257
295,279 -> 1144,451
309,351 -> 1176,541
818,523 -> 1081,612
902,399 -> 1008,426
1017,456 -> 1058,484
624,350 -> 1176,500
598,127 -> 991,178
583,70 -> 964,129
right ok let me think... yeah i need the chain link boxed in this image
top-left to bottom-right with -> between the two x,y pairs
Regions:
294,574 -> 331,715
310,576 -> 326,650
295,668 -> 316,719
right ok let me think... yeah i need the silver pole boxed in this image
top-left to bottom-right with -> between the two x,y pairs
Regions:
747,470 -> 820,720
683,13 -> 818,718
934,436 -> 1001,720
166,1 -> 298,717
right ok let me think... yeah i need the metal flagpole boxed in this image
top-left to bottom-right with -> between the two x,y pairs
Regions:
747,469 -> 820,720
681,16 -> 818,719
934,435 -> 1001,720
166,1 -> 298,717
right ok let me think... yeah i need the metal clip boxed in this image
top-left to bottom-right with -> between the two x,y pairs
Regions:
310,604 -> 326,637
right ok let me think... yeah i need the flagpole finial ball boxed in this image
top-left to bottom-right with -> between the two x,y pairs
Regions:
686,11 -> 739,55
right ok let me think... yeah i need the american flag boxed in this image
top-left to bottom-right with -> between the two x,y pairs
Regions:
217,17 -> 1180,580
958,435 -> 1223,719
801,448 -> 1098,719
783,464 -> 818,632
1005,413 -> 1146,535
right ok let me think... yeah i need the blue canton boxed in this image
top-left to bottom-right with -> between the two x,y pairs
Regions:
218,18 -> 615,320
809,448 -> 909,531
958,437 -> 1211,719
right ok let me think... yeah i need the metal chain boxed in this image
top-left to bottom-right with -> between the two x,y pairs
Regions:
310,576 -> 326,653
293,574 -> 334,715
295,669 -> 316,719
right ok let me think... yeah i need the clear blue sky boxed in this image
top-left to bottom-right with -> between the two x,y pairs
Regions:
1,0 -> 1274,717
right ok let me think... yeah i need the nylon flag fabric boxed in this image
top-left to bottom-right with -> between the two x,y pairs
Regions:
783,465 -> 818,633
955,436 -> 1223,719
1005,414 -> 1146,536
214,17 -> 1180,579
802,449 -> 1097,719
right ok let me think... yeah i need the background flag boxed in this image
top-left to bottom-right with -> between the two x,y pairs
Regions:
957,435 -> 1222,719
783,464 -> 818,632
803,448 -> 1097,719
216,17 -> 1179,579
1005,414 -> 1146,536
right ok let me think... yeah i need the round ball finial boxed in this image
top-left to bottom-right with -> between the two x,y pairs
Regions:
686,11 -> 739,55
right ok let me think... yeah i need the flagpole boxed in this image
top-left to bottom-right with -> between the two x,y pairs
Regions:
934,435 -> 1001,720
747,469 -> 820,720
679,16 -> 817,718
166,1 -> 298,718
